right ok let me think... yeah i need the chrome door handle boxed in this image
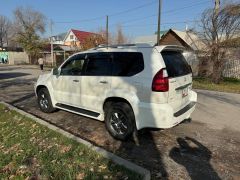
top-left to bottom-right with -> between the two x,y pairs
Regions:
73,80 -> 79,82
99,81 -> 108,84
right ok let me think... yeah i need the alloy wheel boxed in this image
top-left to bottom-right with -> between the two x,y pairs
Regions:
39,93 -> 49,109
110,111 -> 128,135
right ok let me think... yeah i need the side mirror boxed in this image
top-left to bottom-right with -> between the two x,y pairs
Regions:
52,67 -> 60,76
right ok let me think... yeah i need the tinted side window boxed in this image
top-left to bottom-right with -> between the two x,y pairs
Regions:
84,53 -> 112,76
61,54 -> 86,76
161,51 -> 192,78
112,52 -> 144,76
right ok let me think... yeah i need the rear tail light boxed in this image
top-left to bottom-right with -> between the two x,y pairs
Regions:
152,68 -> 169,92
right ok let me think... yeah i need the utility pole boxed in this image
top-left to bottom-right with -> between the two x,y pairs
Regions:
213,0 -> 220,43
106,15 -> 109,47
214,0 -> 220,15
157,0 -> 162,46
50,20 -> 54,67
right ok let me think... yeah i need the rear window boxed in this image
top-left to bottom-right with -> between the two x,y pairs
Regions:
161,51 -> 192,78
112,52 -> 144,76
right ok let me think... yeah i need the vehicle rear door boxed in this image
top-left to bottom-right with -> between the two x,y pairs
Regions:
161,50 -> 193,112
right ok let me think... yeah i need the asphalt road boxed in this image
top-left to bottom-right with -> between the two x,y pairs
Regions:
1,65 -> 240,179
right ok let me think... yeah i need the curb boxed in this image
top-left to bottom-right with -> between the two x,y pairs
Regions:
0,101 -> 151,180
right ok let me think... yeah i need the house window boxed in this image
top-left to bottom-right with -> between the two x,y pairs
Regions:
70,35 -> 74,40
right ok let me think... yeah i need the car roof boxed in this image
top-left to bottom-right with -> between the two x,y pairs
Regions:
71,44 -> 185,56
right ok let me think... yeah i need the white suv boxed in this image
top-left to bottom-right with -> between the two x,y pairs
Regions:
35,44 -> 197,140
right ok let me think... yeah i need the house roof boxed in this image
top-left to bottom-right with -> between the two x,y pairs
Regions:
42,44 -> 76,52
135,29 -> 206,51
64,29 -> 96,42
170,29 -> 206,51
55,32 -> 67,41
159,29 -> 206,51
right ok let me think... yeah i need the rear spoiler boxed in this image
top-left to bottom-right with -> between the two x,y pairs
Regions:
155,45 -> 186,52
163,45 -> 185,52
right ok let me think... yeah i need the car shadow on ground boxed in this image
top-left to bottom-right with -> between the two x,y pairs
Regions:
0,72 -> 31,80
114,129 -> 169,179
0,78 -> 36,89
10,93 -> 36,104
169,136 -> 221,180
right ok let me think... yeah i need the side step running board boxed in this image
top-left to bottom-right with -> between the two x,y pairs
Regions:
56,103 -> 100,118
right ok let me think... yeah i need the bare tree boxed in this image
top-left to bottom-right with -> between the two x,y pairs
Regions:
0,15 -> 11,48
13,7 -> 46,64
199,3 -> 240,83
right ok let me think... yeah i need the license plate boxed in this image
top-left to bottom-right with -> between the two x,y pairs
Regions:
182,88 -> 188,97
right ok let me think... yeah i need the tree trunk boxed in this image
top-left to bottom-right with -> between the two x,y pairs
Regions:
28,55 -> 32,64
211,46 -> 225,84
211,61 -> 223,84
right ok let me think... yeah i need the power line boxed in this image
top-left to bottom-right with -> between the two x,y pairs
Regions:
54,0 -> 210,25
110,14 -> 157,26
110,0 -> 210,27
108,0 -> 158,17
54,0 -> 157,24
120,20 -> 200,28
54,16 -> 105,24
162,0 -> 210,14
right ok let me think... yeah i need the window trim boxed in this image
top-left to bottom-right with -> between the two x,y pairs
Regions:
161,51 -> 192,78
81,52 -> 113,76
58,51 -> 145,77
111,52 -> 145,77
59,54 -> 87,76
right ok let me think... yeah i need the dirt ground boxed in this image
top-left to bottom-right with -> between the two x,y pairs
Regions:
1,65 -> 240,179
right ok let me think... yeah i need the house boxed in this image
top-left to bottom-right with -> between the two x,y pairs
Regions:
159,29 -> 205,52
51,32 -> 67,45
63,29 -> 97,49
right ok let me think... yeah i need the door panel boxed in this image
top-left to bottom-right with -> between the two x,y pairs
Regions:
81,76 -> 111,112
51,75 -> 81,106
80,53 -> 112,112
51,54 -> 86,107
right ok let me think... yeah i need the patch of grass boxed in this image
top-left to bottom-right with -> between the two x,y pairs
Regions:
0,104 -> 142,180
193,77 -> 240,94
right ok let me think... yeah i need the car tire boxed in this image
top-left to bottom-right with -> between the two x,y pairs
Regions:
37,88 -> 55,113
104,102 -> 135,140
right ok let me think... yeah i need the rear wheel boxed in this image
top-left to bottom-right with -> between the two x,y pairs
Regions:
37,88 -> 55,113
104,102 -> 135,140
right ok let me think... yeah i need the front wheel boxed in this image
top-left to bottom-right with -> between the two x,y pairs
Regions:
104,102 -> 135,140
37,88 -> 55,113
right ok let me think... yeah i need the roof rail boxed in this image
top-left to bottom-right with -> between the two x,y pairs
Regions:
95,43 -> 152,49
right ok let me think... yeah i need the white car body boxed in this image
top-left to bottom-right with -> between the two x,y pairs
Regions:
35,44 -> 197,130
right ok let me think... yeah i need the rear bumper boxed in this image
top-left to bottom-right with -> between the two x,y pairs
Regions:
174,101 -> 196,117
135,90 -> 197,130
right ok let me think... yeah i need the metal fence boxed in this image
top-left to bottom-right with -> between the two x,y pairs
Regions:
222,48 -> 240,79
223,59 -> 240,79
